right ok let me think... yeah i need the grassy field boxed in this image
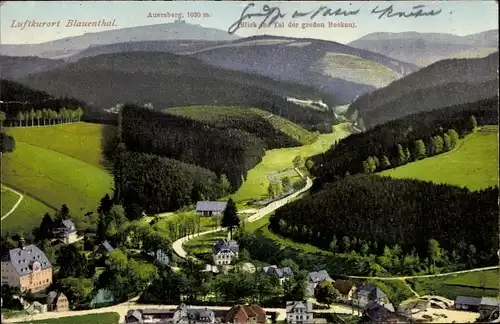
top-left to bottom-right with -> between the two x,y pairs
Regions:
155,211 -> 219,240
380,125 -> 499,191
16,312 -> 120,324
2,123 -> 114,230
231,122 -> 351,204
6,123 -> 113,168
407,269 -> 500,299
167,106 -> 318,145
1,186 -> 55,235
182,122 -> 352,257
311,53 -> 401,88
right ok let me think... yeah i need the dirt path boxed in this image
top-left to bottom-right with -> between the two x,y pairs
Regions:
1,185 -> 24,220
346,265 -> 499,280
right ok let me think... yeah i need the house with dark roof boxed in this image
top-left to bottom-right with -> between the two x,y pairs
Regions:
96,240 -> 115,256
196,201 -> 227,216
224,304 -> 266,324
306,270 -> 332,297
54,219 -> 78,244
334,279 -> 355,303
477,297 -> 500,322
212,239 -> 239,266
352,284 -> 393,311
172,304 -> 216,324
262,265 -> 294,285
47,291 -> 69,312
0,244 -> 52,292
360,301 -> 398,324
286,300 -> 314,324
455,296 -> 482,312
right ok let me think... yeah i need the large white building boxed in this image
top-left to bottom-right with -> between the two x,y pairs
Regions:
212,239 -> 239,266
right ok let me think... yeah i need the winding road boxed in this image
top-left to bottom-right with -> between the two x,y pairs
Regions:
172,168 -> 312,262
1,185 -> 24,221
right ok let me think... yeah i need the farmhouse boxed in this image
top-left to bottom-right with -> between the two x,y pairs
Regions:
224,304 -> 266,324
196,201 -> 227,216
306,270 -> 332,297
0,244 -> 52,293
47,291 -> 69,312
262,265 -> 294,285
286,300 -> 315,324
454,296 -> 482,312
352,284 -> 394,311
334,279 -> 355,303
173,304 -> 216,324
212,239 -> 239,266
96,240 -> 115,256
360,301 -> 398,324
54,219 -> 78,244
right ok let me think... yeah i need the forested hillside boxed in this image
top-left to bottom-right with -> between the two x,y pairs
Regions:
270,175 -> 499,266
347,52 -> 498,129
120,105 -> 266,190
166,106 -> 318,148
114,150 -> 224,214
19,52 -> 339,132
311,97 -> 498,185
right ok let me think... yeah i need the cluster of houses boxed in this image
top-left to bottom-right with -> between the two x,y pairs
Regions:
126,304 -> 268,324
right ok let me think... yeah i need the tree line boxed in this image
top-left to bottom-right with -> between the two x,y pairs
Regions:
311,97 -> 498,185
120,104 -> 266,189
269,175 -> 499,270
3,107 -> 84,127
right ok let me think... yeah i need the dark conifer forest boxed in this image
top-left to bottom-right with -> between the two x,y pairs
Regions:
120,105 -> 269,189
114,150 -> 224,214
270,175 -> 499,264
311,97 -> 498,186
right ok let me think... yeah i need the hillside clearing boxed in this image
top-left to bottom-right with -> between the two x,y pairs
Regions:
380,125 -> 498,191
2,141 -> 113,218
231,122 -> 351,204
311,53 -> 401,88
6,122 -> 113,169
167,105 -> 318,145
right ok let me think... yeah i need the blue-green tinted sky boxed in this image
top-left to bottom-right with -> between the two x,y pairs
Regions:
1,1 -> 498,44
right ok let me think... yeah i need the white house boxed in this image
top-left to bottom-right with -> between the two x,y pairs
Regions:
55,219 -> 78,244
196,201 -> 227,217
212,239 -> 239,266
286,300 -> 314,324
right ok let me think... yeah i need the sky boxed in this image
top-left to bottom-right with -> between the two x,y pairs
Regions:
1,1 -> 498,44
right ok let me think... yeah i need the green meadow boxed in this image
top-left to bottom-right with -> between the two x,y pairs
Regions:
15,312 -> 120,324
231,122 -> 351,204
1,186 -> 55,235
408,269 -> 500,299
2,123 -> 114,233
380,125 -> 499,191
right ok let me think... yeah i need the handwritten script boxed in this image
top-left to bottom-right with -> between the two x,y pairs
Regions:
228,3 -> 442,34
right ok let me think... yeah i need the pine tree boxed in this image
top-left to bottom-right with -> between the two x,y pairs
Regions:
221,198 -> 240,240
434,135 -> 444,154
405,147 -> 411,162
219,174 -> 231,196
